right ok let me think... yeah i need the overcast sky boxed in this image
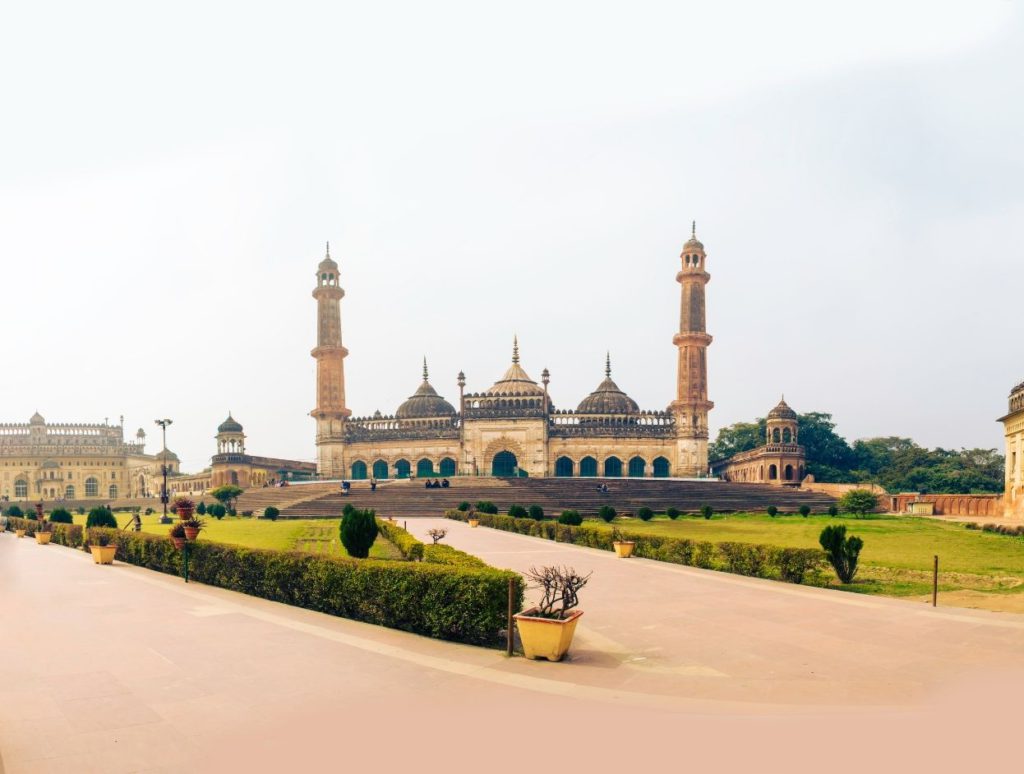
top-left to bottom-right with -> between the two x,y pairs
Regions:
1,1 -> 1021,472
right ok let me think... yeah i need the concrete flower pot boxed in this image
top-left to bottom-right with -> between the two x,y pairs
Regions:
90,545 -> 117,565
15,529 -> 27,538
612,540 -> 635,558
35,531 -> 52,545
513,608 -> 584,661
468,518 -> 480,528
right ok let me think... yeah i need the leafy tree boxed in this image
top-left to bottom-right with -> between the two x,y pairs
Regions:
210,485 -> 244,511
819,524 -> 863,584
709,420 -> 765,461
340,508 -> 379,558
597,506 -> 616,522
838,489 -> 878,516
86,506 -> 117,529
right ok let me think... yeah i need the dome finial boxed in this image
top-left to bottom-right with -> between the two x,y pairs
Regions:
423,356 -> 429,382
325,240 -> 330,258
512,335 -> 520,365
605,351 -> 611,378
691,220 -> 696,239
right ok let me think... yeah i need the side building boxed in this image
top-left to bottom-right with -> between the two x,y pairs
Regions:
999,380 -> 1024,518
310,227 -> 715,479
711,398 -> 807,486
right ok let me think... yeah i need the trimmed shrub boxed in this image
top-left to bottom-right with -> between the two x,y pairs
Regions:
819,524 -> 863,584
558,510 -> 583,526
49,508 -> 73,524
5,505 -> 23,518
666,507 -> 680,520
77,507 -> 86,515
228,508 -> 237,517
86,506 -> 117,529
340,508 -> 379,558
719,542 -> 772,577
196,501 -> 207,515
700,504 -> 713,520
423,543 -> 489,568
508,504 -> 528,519
145,508 -> 154,515
598,505 -> 616,523
456,501 -> 471,512
263,506 -> 280,521
376,519 -> 424,561
827,505 -> 838,517
475,501 -> 498,515
209,504 -> 227,519
767,505 -> 778,517
799,505 -> 811,518
637,507 -> 654,521
528,505 -> 544,520
838,489 -> 879,516
241,511 -> 253,517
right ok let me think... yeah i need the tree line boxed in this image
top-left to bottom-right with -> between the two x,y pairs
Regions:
710,411 -> 1004,494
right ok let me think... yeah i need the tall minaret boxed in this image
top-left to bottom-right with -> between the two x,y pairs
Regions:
311,242 -> 351,477
670,222 -> 714,476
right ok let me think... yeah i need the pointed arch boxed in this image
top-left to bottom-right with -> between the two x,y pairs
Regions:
627,456 -> 646,477
652,457 -> 670,478
555,456 -> 574,477
579,456 -> 598,477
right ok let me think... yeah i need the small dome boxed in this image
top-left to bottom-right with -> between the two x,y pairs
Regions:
485,338 -> 545,397
158,449 -> 180,462
217,414 -> 244,433
576,356 -> 639,414
29,412 -> 44,425
395,360 -> 456,419
682,221 -> 704,251
136,427 -> 146,438
318,241 -> 338,272
768,397 -> 797,420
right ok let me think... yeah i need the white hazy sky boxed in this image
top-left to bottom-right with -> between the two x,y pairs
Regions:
1,1 -> 1021,472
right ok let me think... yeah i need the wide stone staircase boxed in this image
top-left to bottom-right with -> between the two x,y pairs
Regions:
276,477 -> 836,520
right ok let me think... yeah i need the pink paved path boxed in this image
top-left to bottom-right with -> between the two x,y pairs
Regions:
1,525 -> 1022,773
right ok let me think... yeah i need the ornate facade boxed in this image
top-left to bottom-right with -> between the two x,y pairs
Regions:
0,413 -> 176,502
999,380 -> 1024,518
712,398 -> 807,486
312,226 -> 714,479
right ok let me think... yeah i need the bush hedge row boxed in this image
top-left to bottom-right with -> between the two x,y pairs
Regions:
376,519 -> 424,561
5,517 -> 84,547
445,510 -> 826,585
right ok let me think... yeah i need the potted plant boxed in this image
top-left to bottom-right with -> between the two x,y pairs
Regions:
467,507 -> 480,528
35,521 -> 52,545
182,517 -> 204,541
15,525 -> 27,538
174,496 -> 196,521
513,565 -> 591,661
169,522 -> 187,550
611,528 -> 635,558
89,530 -> 117,565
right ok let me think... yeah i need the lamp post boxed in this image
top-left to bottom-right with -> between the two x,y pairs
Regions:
155,419 -> 173,524
457,370 -> 466,476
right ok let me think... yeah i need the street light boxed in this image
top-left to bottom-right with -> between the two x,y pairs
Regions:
155,419 -> 173,524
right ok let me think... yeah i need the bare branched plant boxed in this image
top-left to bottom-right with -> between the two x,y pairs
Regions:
427,528 -> 447,544
524,565 -> 592,619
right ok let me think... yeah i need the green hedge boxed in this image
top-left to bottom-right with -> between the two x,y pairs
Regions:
5,517 -> 84,547
445,510 -> 825,585
375,519 -> 490,569
85,527 -> 521,645
376,519 -> 424,561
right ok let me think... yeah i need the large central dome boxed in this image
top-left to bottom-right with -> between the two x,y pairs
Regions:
396,360 -> 457,419
486,338 -> 545,397
577,355 -> 639,414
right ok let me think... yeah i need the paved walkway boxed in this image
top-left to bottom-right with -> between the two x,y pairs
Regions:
2,526 -> 1023,772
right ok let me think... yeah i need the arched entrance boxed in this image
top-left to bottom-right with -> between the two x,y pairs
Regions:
372,460 -> 388,480
395,459 -> 411,479
768,464 -> 778,480
417,458 -> 435,478
555,456 -> 574,477
784,464 -> 794,481
653,457 -> 670,478
628,456 -> 646,477
439,458 -> 456,477
604,456 -> 623,477
580,456 -> 597,477
351,461 -> 368,480
491,451 -> 518,477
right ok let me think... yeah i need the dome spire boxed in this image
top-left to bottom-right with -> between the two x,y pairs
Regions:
423,356 -> 429,382
512,335 -> 520,365
325,240 -> 330,258
605,351 -> 612,378
691,220 -> 696,239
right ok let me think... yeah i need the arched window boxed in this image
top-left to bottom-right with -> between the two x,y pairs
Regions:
579,456 -> 598,477
628,456 -> 646,477
417,458 -> 435,478
439,458 -> 456,477
652,457 -> 670,478
109,485 -> 118,499
65,485 -> 75,499
772,428 -> 781,443
784,464 -> 794,481
555,456 -> 574,477
395,459 -> 411,479
782,427 -> 792,444
768,464 -> 778,480
351,461 -> 368,480
85,477 -> 99,497
14,479 -> 27,498
372,460 -> 389,480
604,456 -> 623,477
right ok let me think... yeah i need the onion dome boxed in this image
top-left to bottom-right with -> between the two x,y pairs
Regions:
485,337 -> 545,397
318,241 -> 338,272
683,220 -> 704,251
576,354 -> 639,414
158,449 -> 180,463
217,413 -> 244,433
29,411 -> 44,425
768,396 -> 797,420
396,359 -> 456,419
136,427 -> 146,439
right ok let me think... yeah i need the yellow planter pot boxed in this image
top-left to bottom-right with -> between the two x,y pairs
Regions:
513,608 -> 583,662
15,529 -> 27,538
612,541 -> 635,558
35,532 -> 52,544
468,519 -> 480,528
90,545 -> 117,565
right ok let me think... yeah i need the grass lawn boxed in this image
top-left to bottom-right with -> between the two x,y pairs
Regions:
588,513 -> 1024,611
72,512 -> 400,560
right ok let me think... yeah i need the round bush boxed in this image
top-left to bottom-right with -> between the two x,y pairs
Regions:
210,504 -> 227,519
828,505 -> 838,517
475,501 -> 498,515
5,505 -> 23,518
456,501 -> 471,512
86,506 -> 117,529
637,507 -> 654,521
666,507 -> 680,520
144,507 -> 154,515
767,505 -> 778,517
196,502 -> 207,515
508,504 -> 528,518
340,508 -> 379,558
799,505 -> 811,517
264,506 -> 279,521
598,505 -> 616,523
558,510 -> 583,526
48,508 -> 73,524
700,504 -> 713,520
528,505 -> 544,520
77,507 -> 86,515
